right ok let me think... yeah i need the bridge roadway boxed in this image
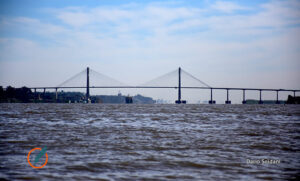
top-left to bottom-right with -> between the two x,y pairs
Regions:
25,67 -> 300,104
28,86 -> 299,104
28,86 -> 300,92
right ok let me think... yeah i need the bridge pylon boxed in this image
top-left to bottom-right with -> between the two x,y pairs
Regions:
175,67 -> 186,104
86,67 -> 90,101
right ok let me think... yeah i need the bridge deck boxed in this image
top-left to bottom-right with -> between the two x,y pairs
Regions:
28,86 -> 300,92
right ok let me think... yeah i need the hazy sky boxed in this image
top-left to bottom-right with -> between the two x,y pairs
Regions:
0,0 -> 299,102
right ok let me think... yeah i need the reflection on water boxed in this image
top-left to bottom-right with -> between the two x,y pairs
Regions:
0,104 -> 299,180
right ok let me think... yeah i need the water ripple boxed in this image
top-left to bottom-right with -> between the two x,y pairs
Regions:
0,104 -> 299,180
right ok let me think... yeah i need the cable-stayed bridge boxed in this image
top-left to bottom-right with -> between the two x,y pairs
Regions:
28,67 -> 299,104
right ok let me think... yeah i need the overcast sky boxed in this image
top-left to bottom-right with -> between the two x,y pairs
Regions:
0,0 -> 299,102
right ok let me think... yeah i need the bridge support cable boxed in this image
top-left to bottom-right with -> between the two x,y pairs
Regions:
54,67 -> 129,98
89,69 -> 129,87
181,69 -> 211,88
139,69 -> 178,87
56,69 -> 86,88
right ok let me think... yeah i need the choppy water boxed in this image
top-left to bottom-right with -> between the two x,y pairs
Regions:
0,104 -> 299,181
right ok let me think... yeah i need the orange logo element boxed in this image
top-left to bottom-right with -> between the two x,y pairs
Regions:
27,148 -> 48,169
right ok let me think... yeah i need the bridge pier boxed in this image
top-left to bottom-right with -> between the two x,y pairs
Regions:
43,88 -> 46,100
34,88 -> 37,102
209,88 -> 215,104
276,90 -> 280,104
55,88 -> 58,101
259,90 -> 263,104
242,89 -> 246,104
294,91 -> 296,97
225,89 -> 231,104
38,91 -> 41,100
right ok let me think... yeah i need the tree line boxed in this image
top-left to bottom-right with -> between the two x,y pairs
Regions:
0,86 -> 155,103
0,86 -> 85,103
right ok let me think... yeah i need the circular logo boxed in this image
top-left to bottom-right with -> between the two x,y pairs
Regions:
27,148 -> 48,169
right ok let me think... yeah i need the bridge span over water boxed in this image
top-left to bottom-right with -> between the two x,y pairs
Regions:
28,67 -> 299,104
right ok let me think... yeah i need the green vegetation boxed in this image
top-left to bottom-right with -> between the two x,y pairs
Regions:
0,86 -> 155,104
245,99 -> 285,104
286,95 -> 300,104
0,86 -> 34,103
245,97 -> 299,104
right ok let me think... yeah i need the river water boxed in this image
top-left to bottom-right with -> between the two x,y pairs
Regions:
0,104 -> 299,180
